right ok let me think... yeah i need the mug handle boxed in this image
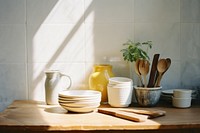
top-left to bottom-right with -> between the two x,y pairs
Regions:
60,73 -> 72,89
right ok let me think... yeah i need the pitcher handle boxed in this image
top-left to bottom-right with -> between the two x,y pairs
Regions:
60,73 -> 72,89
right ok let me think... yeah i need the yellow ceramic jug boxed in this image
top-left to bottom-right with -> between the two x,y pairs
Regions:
89,64 -> 114,104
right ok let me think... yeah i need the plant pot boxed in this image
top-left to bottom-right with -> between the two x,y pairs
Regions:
134,86 -> 161,107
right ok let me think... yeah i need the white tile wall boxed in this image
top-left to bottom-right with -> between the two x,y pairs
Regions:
0,0 -> 200,111
85,0 -> 134,23
134,23 -> 180,60
27,0 -> 84,24
134,0 -> 180,23
27,24 -> 85,63
181,23 -> 200,87
0,25 -> 26,63
85,23 -> 133,62
0,0 -> 25,24
181,0 -> 200,22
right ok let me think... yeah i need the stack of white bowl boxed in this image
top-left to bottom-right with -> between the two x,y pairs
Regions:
172,89 -> 192,108
107,77 -> 133,107
58,90 -> 101,113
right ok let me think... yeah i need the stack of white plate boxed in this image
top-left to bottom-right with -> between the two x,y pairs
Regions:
58,90 -> 101,113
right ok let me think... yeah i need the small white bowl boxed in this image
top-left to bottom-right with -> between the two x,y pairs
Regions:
107,85 -> 133,107
59,90 -> 101,98
107,84 -> 132,88
109,77 -> 133,84
172,97 -> 192,108
173,89 -> 192,98
61,104 -> 99,113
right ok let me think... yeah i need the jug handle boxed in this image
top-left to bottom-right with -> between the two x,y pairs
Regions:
60,73 -> 72,89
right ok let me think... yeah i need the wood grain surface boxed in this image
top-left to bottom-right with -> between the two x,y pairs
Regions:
0,100 -> 200,133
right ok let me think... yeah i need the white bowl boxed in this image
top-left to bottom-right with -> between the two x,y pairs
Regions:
173,89 -> 192,98
107,84 -> 132,88
60,104 -> 99,113
172,97 -> 192,108
59,90 -> 101,98
59,101 -> 100,108
107,85 -> 133,107
109,77 -> 133,84
59,95 -> 101,101
58,96 -> 101,103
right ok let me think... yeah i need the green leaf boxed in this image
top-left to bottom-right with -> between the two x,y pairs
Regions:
120,39 -> 153,62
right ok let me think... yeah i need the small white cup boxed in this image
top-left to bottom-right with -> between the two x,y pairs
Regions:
172,97 -> 191,108
173,89 -> 192,98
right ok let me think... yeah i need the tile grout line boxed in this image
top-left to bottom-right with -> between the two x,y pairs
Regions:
25,0 -> 29,100
179,0 -> 182,87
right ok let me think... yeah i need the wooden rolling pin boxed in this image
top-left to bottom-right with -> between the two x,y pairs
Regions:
98,108 -> 148,122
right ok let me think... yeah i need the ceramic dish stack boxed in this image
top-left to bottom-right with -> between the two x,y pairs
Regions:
107,77 -> 133,107
58,90 -> 101,113
161,89 -> 197,103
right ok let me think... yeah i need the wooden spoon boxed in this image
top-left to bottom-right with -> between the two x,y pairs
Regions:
135,59 -> 144,86
165,58 -> 171,73
154,59 -> 168,87
139,59 -> 150,87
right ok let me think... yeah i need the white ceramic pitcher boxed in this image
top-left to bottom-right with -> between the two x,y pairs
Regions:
45,70 -> 72,105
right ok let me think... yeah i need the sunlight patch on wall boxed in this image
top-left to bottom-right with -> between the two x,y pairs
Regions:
29,0 -> 86,100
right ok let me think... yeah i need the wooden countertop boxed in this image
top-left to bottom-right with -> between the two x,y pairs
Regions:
0,100 -> 200,132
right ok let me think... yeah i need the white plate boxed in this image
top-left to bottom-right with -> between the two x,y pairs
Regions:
59,90 -> 101,98
162,90 -> 173,95
60,102 -> 100,108
60,105 -> 99,113
160,94 -> 172,102
58,96 -> 101,102
58,97 -> 101,102
58,99 -> 101,106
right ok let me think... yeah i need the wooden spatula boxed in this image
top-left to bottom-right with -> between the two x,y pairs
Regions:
98,108 -> 148,122
147,54 -> 160,87
120,109 -> 166,119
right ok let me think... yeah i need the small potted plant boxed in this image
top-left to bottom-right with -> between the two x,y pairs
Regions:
121,40 -> 162,107
121,40 -> 152,82
121,40 -> 153,62
121,40 -> 153,86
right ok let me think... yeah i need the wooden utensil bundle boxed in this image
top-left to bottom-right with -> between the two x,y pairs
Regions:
135,54 -> 171,87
